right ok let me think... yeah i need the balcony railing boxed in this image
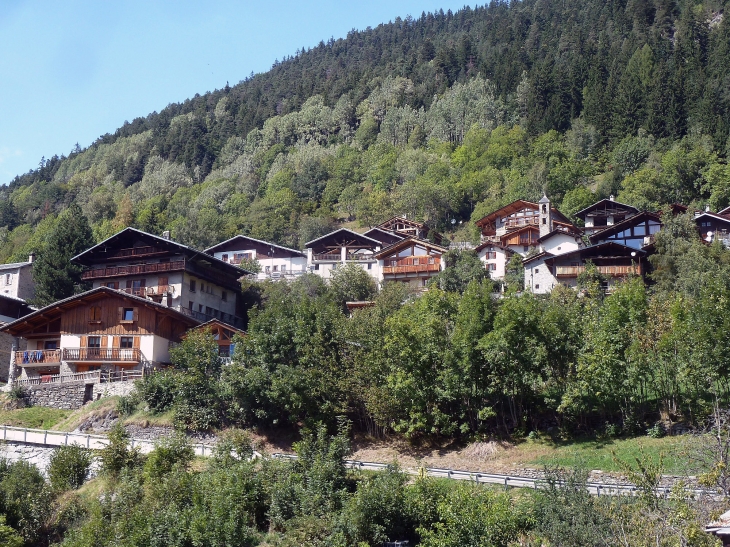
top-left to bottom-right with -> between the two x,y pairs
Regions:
346,253 -> 375,261
555,265 -> 641,277
116,285 -> 171,297
312,253 -> 342,261
16,349 -> 61,366
16,369 -> 145,387
81,260 -> 185,280
504,217 -> 539,228
62,348 -> 141,362
383,257 -> 440,275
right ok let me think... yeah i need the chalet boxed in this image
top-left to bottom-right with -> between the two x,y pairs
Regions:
373,237 -> 447,290
190,319 -> 245,360
588,211 -> 663,249
574,197 -> 639,236
474,196 -> 582,281
524,242 -> 646,294
1,286 -> 200,386
305,229 -> 382,281
694,211 -> 730,246
204,235 -> 307,281
475,242 -> 513,279
362,227 -> 406,246
72,228 -> 250,329
376,216 -> 443,245
0,256 -> 36,302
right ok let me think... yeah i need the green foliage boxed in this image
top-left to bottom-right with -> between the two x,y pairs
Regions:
98,423 -> 142,477
430,249 -> 492,294
31,203 -> 94,306
143,434 -> 194,481
0,515 -> 23,547
329,262 -> 377,306
417,483 -> 527,547
138,370 -> 178,413
115,390 -> 141,416
49,445 -> 93,491
0,459 -> 53,544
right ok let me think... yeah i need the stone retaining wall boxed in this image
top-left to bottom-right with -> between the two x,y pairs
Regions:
23,382 -> 88,410
92,380 -> 137,400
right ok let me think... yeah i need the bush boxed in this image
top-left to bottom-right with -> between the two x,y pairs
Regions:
0,460 -> 53,544
116,391 -> 141,416
49,444 -> 92,491
7,385 -> 25,401
138,370 -> 178,413
99,423 -> 142,477
646,424 -> 666,438
143,434 -> 194,481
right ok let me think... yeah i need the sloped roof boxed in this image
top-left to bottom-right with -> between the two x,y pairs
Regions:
373,236 -> 449,259
191,318 -> 246,337
523,251 -> 555,265
363,227 -> 406,245
574,199 -> 639,220
204,235 -> 305,257
72,227 -> 252,276
588,211 -> 662,244
543,241 -> 646,267
0,261 -> 32,271
536,227 -> 583,243
475,200 -> 538,228
0,286 -> 200,336
305,228 -> 382,248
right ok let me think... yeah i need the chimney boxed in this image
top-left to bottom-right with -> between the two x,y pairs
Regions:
162,230 -> 171,240
706,204 -> 711,213
28,252 -> 35,264
609,195 -> 615,201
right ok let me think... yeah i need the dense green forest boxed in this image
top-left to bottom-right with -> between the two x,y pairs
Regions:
1,0 -> 730,261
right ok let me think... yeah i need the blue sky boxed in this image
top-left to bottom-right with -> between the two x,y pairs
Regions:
0,1 -> 472,184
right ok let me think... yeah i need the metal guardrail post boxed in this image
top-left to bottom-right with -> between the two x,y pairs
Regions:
43,431 -> 47,445
23,428 -> 26,442
3,425 -> 6,441
504,476 -> 508,490
86,435 -> 90,448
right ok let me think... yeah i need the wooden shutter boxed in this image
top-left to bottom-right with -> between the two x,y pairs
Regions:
133,308 -> 139,322
126,280 -> 132,289
112,336 -> 120,348
80,336 -> 87,348
158,276 -> 168,287
101,336 -> 107,348
133,336 -> 140,349
118,307 -> 124,321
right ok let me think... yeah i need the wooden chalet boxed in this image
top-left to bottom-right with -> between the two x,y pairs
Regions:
305,229 -> 382,280
694,211 -> 730,245
374,237 -> 447,289
191,319 -> 245,359
588,211 -> 662,249
377,216 -> 443,245
474,196 -> 581,281
72,228 -> 250,329
524,242 -> 646,294
1,287 -> 200,386
574,197 -> 639,236
204,235 -> 307,280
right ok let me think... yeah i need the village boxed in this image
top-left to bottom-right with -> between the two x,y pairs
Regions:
0,194 -> 723,410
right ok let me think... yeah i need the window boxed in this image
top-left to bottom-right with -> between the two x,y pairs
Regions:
523,246 -> 529,252
189,279 -> 196,292
120,337 -> 133,349
542,217 -> 547,224
189,301 -> 194,310
88,336 -> 101,348
314,264 -> 319,270
367,263 -> 372,270
44,340 -> 58,350
535,284 -> 540,290
89,306 -> 101,323
265,265 -> 270,273
206,306 -> 213,316
221,291 -> 227,302
198,304 -> 203,313
106,282 -> 119,289
488,263 -> 497,271
535,268 -> 539,273
4,273 -> 11,285
281,264 -> 286,271
222,254 -> 228,262
201,283 -> 205,293
119,307 -> 136,322
273,265 -> 278,272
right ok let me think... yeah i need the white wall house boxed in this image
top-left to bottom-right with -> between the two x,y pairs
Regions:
205,235 -> 308,281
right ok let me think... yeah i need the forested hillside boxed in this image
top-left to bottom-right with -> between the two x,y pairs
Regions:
1,0 -> 729,261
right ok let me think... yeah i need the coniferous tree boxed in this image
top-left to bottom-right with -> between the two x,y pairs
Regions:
32,203 -> 94,306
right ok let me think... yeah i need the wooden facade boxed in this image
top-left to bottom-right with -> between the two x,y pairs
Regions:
191,319 -> 245,357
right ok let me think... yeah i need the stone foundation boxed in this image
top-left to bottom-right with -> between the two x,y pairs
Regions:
92,380 -> 137,400
22,382 -> 89,410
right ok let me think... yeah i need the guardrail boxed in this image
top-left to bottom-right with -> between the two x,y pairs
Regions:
0,426 -> 714,499
0,424 -> 215,457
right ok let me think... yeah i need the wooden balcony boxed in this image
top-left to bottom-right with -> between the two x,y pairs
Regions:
312,253 -> 342,261
106,246 -> 168,260
116,285 -> 171,297
383,257 -> 440,275
16,369 -> 144,387
555,265 -> 641,277
62,348 -> 141,362
81,260 -> 185,280
504,217 -> 539,229
15,349 -> 61,366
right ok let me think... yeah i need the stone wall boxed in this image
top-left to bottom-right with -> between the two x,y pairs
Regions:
92,380 -> 137,401
22,382 -> 89,410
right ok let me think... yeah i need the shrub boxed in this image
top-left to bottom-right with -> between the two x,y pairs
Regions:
646,424 -> 666,438
7,385 -> 25,401
143,434 -> 194,481
138,370 -> 178,413
116,391 -> 141,416
0,460 -> 53,544
49,444 -> 93,491
99,423 -> 141,477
